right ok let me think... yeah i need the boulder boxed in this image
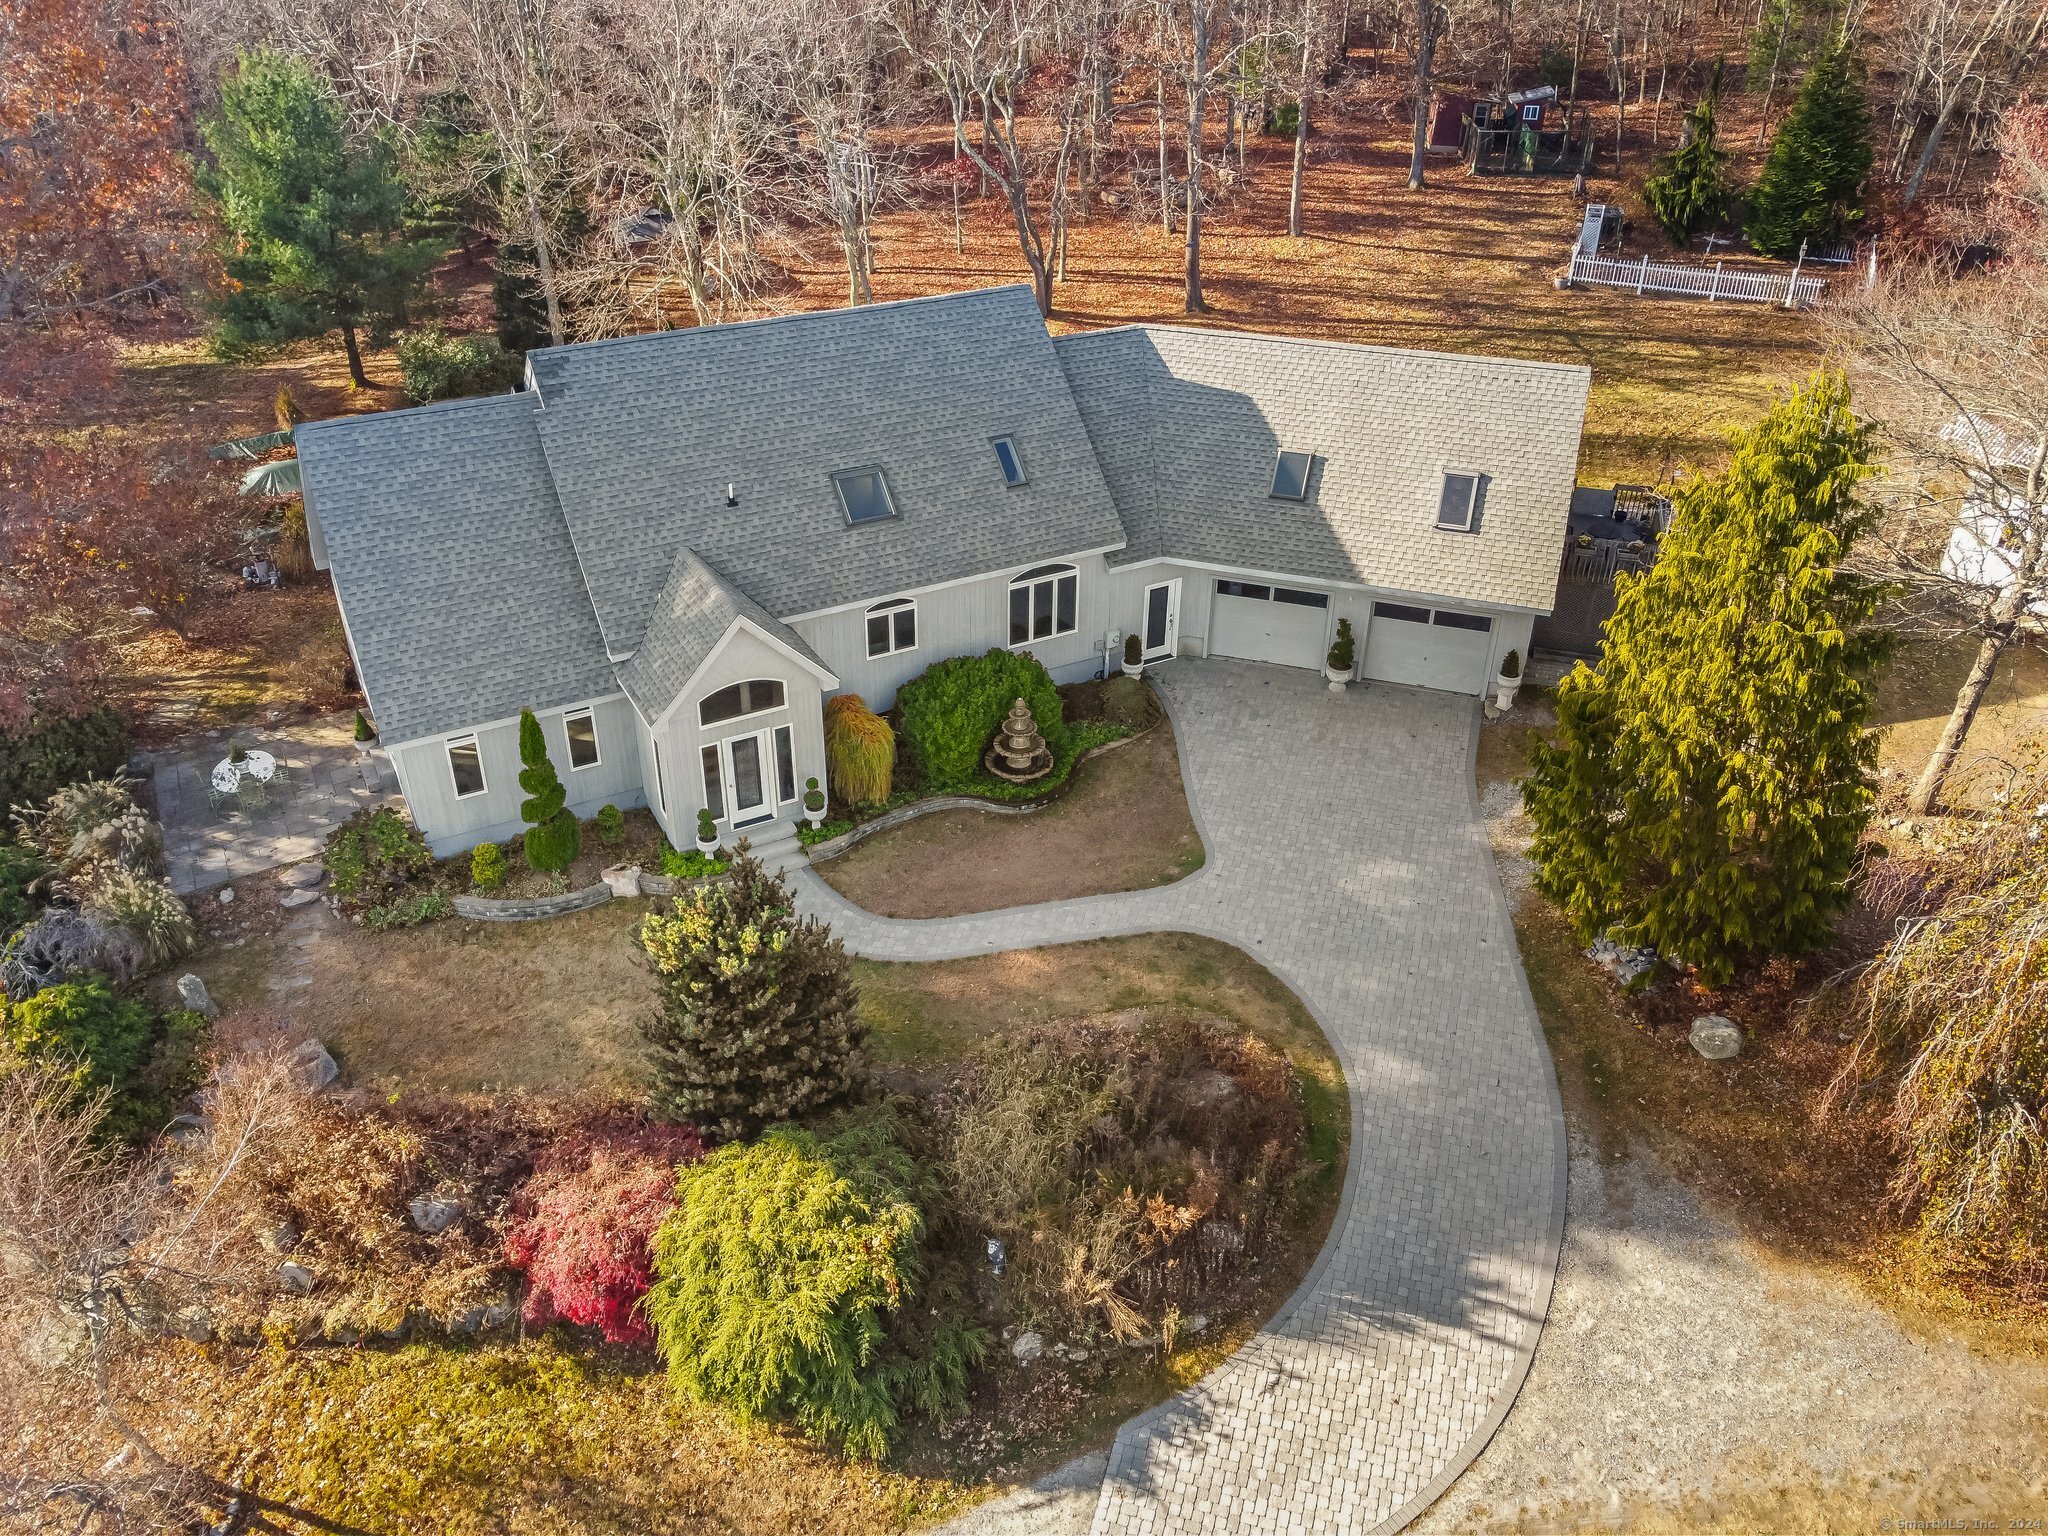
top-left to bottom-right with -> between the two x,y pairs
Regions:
281,863 -> 325,889
279,888 -> 322,909
1689,1015 -> 1743,1061
276,1262 -> 316,1296
1009,1330 -> 1045,1365
289,1040 -> 339,1093
174,974 -> 219,1018
217,886 -> 235,905
600,864 -> 642,898
409,1194 -> 464,1235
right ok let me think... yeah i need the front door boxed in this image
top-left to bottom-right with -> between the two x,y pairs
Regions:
703,724 -> 793,830
1142,579 -> 1181,661
726,730 -> 771,826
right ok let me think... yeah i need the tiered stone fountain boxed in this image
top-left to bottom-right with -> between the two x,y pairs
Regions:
983,697 -> 1053,783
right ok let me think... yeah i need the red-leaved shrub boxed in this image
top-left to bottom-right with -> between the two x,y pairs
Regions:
503,1120 -> 705,1344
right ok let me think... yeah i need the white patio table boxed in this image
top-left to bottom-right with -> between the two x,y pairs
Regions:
210,748 -> 278,796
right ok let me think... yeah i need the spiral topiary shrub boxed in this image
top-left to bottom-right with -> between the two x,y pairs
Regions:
823,694 -> 894,806
518,709 -> 581,874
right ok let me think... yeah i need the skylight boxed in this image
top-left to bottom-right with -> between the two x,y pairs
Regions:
1270,450 -> 1313,501
992,435 -> 1027,486
832,467 -> 897,526
1437,472 -> 1481,531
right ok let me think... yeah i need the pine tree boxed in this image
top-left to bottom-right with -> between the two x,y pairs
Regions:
638,846 -> 866,1140
1644,67 -> 1730,245
517,709 -> 581,873
1522,373 -> 1889,985
1745,40 -> 1874,259
197,50 -> 445,387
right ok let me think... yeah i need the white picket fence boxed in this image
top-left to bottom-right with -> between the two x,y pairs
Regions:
1565,249 -> 1827,309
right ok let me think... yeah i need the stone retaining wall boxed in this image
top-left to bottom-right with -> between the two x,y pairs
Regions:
451,883 -> 614,921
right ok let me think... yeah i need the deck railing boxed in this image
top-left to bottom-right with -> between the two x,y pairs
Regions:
1565,249 -> 1826,308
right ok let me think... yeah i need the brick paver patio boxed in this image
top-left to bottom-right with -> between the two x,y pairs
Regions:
153,713 -> 401,893
787,660 -> 1567,1536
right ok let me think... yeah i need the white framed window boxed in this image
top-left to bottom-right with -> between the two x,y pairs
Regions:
698,678 -> 786,727
563,707 -> 600,770
1270,449 -> 1313,500
652,740 -> 666,811
446,735 -> 486,798
774,724 -> 797,804
831,466 -> 897,526
865,597 -> 917,658
1009,563 -> 1078,646
1437,471 -> 1482,531
992,435 -> 1027,486
1521,102 -> 1543,122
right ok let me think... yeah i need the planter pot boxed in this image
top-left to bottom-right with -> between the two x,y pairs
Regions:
1324,663 -> 1354,693
1493,674 -> 1523,711
354,741 -> 376,760
600,864 -> 642,899
1121,658 -> 1145,679
804,804 -> 827,829
695,834 -> 720,856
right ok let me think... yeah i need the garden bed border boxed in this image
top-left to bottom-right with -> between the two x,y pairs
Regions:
450,868 -> 722,921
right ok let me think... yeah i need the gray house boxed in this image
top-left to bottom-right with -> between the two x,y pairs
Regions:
297,284 -> 1589,857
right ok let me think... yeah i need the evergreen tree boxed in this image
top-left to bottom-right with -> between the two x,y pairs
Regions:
638,846 -> 866,1140
517,708 -> 580,873
1522,373 -> 1889,984
1746,40 -> 1874,258
1644,66 -> 1730,245
197,50 -> 445,387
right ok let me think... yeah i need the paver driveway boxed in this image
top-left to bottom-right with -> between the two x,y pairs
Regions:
787,659 -> 1567,1536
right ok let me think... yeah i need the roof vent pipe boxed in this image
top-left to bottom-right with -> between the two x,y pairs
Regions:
726,482 -> 737,508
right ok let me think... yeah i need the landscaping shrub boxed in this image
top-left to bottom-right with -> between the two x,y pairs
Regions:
325,807 -> 436,911
470,842 -> 508,893
77,865 -> 196,969
0,706 -> 127,824
21,777 -> 163,883
595,804 -> 625,848
796,818 -> 853,848
938,1015 -> 1305,1342
518,710 -> 581,874
0,838 -> 48,939
896,650 -> 1070,791
658,845 -> 726,880
0,976 -> 202,1141
505,1121 -> 707,1343
1834,756 -> 2048,1283
277,500 -> 314,581
354,710 -> 375,743
1,908 -> 145,1000
365,890 -> 453,931
644,1109 -> 981,1457
823,694 -> 894,806
396,327 -> 523,405
638,846 -> 865,1140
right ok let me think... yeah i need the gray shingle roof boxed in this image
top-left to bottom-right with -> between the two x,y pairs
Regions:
1055,327 -> 1589,612
297,393 -> 617,746
615,547 -> 834,722
526,284 -> 1129,651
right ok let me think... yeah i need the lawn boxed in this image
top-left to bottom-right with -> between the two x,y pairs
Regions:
815,715 -> 1204,918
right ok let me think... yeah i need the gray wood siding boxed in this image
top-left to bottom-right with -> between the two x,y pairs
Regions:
657,627 -> 826,838
790,553 -> 1116,708
392,694 -> 644,856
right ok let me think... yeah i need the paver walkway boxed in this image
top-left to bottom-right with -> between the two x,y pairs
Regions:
786,659 -> 1567,1536
152,713 -> 400,893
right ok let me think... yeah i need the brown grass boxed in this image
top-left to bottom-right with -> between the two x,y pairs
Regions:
816,721 -> 1204,918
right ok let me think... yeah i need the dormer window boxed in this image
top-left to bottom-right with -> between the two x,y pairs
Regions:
832,467 -> 897,526
992,435 -> 1027,486
1437,471 -> 1481,531
1270,449 -> 1313,501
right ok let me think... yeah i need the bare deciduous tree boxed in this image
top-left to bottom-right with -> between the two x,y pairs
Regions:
1883,0 -> 2046,205
1404,0 -> 1448,188
1144,0 -> 1262,310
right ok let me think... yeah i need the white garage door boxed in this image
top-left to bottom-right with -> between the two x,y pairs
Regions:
1208,580 -> 1330,669
1361,601 -> 1493,694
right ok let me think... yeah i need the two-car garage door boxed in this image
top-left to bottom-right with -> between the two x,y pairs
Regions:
1209,580 -> 1331,669
1360,601 -> 1493,693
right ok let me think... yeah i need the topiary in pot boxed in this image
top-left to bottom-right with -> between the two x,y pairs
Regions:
353,710 -> 375,743
803,777 -> 826,816
1122,632 -> 1143,673
1500,649 -> 1522,680
1327,617 -> 1356,673
695,807 -> 719,851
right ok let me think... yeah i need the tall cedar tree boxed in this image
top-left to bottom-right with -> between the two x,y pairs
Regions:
1522,373 -> 1888,984
517,709 -> 580,872
1644,66 -> 1730,245
197,51 -> 444,387
638,846 -> 865,1140
1745,40 -> 1874,258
